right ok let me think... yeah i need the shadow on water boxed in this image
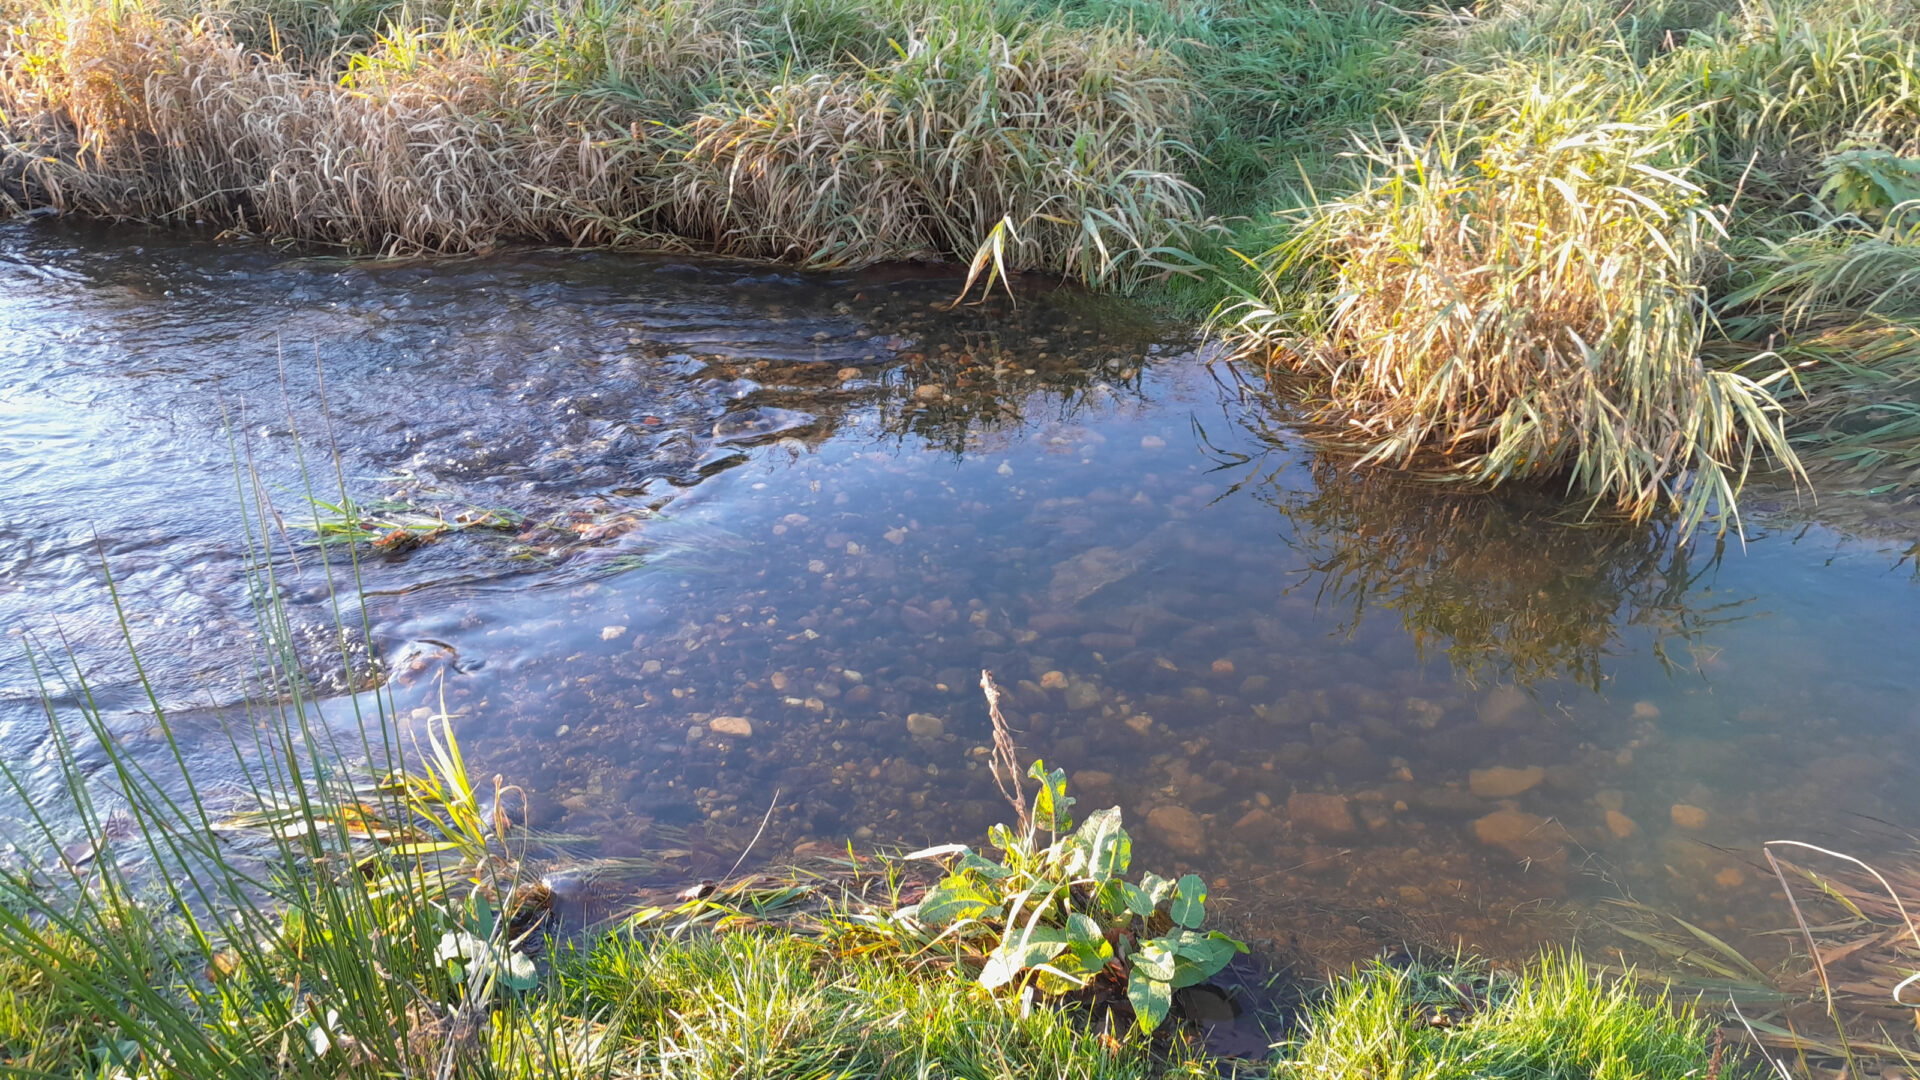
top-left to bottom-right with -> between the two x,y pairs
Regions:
1204,380 -> 1748,692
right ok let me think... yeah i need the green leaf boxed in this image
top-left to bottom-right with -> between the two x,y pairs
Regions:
979,927 -> 1069,990
1170,873 -> 1207,928
1128,967 -> 1172,1032
467,894 -> 496,939
958,851 -> 1016,880
1059,934 -> 1115,976
1066,911 -> 1104,946
1094,879 -> 1130,918
1132,938 -> 1176,981
1028,759 -> 1075,834
918,876 -> 1001,926
1154,929 -> 1246,986
1121,882 -> 1157,918
1067,807 -> 1130,882
987,822 -> 1016,854
1138,870 -> 1175,906
500,950 -> 539,992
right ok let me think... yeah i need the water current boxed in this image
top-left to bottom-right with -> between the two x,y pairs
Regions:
3,218 -> 1917,972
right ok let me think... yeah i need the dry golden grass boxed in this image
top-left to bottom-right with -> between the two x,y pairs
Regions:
669,23 -> 1203,278
1222,65 -> 1802,530
0,3 -> 670,251
0,0 -> 1204,277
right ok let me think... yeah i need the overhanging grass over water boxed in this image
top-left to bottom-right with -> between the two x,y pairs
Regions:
7,0 -> 1920,519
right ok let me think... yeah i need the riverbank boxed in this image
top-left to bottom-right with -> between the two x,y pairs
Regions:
0,677 -> 1719,1078
4,0 -> 1920,524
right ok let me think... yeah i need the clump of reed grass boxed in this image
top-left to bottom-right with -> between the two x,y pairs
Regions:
670,21 -> 1204,284
17,1 -> 691,252
0,0 -> 1206,281
1222,65 -> 1800,531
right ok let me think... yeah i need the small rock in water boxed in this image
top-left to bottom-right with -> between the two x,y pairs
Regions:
1468,765 -> 1545,798
1140,435 -> 1167,450
1478,684 -> 1530,726
1715,867 -> 1746,888
913,384 -> 942,401
601,625 -> 627,640
1148,805 -> 1206,855
1064,680 -> 1102,711
1073,771 -> 1117,802
1605,810 -> 1639,839
1321,736 -> 1373,771
1210,658 -> 1235,676
1231,808 -> 1283,843
1632,700 -> 1661,719
1670,804 -> 1709,830
837,367 -> 861,382
1287,792 -> 1356,836
997,462 -> 1014,477
884,527 -> 908,544
1039,670 -> 1068,690
906,713 -> 944,738
710,716 -> 753,738
1472,809 -> 1572,864
1124,714 -> 1153,734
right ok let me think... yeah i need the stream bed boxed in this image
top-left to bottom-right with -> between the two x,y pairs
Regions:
3,218 -> 1918,971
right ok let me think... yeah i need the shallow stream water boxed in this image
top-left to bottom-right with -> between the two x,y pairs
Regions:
3,218 -> 1918,972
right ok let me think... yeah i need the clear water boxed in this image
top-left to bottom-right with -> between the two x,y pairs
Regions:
4,218 -> 1917,968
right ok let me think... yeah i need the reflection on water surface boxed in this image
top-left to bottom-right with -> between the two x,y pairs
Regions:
3,218 -> 1917,969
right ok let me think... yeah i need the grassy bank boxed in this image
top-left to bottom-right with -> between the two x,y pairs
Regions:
0,538 -> 1720,1078
0,692 -> 1717,1078
0,899 -> 1720,1079
5,0 -> 1920,523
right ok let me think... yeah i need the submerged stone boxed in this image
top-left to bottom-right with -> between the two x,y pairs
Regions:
1472,809 -> 1572,865
1478,685 -> 1530,727
1468,765 -> 1545,798
1670,804 -> 1709,830
1287,792 -> 1355,836
1148,805 -> 1206,855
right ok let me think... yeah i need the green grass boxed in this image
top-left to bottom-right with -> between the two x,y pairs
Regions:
1277,955 -> 1716,1080
0,878 -> 1721,1079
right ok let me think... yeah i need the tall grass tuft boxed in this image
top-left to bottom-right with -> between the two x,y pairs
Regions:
0,0 -> 1206,280
669,21 -> 1204,284
1222,65 -> 1801,531
1277,954 -> 1713,1080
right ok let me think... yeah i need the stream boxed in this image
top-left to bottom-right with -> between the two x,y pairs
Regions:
3,217 -> 1918,971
